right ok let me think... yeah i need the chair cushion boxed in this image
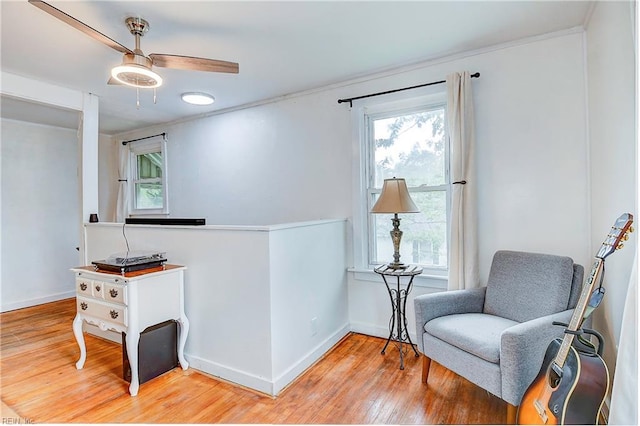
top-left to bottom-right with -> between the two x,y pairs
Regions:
483,251 -> 574,323
424,313 -> 518,364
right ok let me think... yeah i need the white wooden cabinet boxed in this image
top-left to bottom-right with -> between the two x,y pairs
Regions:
71,265 -> 189,396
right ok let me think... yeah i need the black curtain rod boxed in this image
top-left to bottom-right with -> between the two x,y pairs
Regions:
337,72 -> 480,107
122,132 -> 167,146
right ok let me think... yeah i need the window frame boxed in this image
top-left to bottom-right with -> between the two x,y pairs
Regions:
352,90 -> 450,277
128,137 -> 169,216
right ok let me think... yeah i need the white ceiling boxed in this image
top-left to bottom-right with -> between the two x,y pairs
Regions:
1,1 -> 592,135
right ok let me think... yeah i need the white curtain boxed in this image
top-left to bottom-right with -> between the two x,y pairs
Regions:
608,254 -> 637,425
609,4 -> 638,424
115,142 -> 130,222
447,71 -> 479,290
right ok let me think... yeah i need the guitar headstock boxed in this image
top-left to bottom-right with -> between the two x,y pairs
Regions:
597,213 -> 634,259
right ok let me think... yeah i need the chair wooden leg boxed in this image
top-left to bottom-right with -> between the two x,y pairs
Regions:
421,355 -> 431,384
506,403 -> 517,425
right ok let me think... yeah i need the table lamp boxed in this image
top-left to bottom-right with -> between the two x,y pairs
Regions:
371,177 -> 420,269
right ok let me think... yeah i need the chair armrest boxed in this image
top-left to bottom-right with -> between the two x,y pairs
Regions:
500,309 -> 575,406
413,287 -> 486,352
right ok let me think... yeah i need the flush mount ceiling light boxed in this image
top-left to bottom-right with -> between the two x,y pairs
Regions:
181,92 -> 215,105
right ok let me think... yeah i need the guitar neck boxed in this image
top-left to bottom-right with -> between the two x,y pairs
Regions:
554,258 -> 603,367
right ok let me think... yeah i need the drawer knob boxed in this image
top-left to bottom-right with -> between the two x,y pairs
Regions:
95,285 -> 101,292
109,289 -> 118,298
110,310 -> 119,319
80,302 -> 88,310
80,283 -> 87,291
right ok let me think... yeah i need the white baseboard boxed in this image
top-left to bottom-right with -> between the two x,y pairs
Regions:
187,352 -> 275,395
272,323 -> 351,395
1,291 -> 75,313
186,324 -> 351,396
350,321 -> 418,343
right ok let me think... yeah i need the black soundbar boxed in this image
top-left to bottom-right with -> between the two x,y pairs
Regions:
125,218 -> 206,226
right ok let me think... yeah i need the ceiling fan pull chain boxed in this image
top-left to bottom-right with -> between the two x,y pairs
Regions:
154,88 -> 157,104
136,88 -> 140,109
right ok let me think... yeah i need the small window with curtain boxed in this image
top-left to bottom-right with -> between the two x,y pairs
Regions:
128,136 -> 168,215
365,101 -> 449,271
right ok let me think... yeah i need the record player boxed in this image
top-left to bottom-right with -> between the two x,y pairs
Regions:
92,251 -> 167,274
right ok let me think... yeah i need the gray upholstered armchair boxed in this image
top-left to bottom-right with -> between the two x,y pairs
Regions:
414,251 -> 585,424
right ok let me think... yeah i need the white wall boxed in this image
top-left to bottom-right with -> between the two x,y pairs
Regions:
585,1 -> 636,421
1,119 -> 79,311
269,220 -> 348,391
84,219 -> 348,395
349,31 -> 591,338
98,135 -> 118,223
586,0 -> 636,369
104,31 -> 593,343
0,73 -> 100,311
111,94 -> 352,226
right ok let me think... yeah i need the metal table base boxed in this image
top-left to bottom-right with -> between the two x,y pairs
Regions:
375,264 -> 422,370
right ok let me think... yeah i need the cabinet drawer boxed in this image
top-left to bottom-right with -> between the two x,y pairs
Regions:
76,278 -> 92,296
104,282 -> 126,304
77,296 -> 127,327
92,281 -> 105,298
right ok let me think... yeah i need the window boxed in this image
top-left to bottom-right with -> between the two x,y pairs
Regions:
129,137 -> 168,215
360,97 -> 449,272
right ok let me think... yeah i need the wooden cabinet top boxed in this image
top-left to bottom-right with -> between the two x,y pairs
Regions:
72,264 -> 185,278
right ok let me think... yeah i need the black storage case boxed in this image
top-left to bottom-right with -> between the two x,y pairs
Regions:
122,320 -> 179,384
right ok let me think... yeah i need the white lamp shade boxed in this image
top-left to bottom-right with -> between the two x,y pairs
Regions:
371,178 -> 419,214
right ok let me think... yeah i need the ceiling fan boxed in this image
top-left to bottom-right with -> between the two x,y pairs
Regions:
28,0 -> 239,90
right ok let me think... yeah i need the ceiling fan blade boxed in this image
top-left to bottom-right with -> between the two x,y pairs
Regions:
149,54 -> 239,74
29,0 -> 132,54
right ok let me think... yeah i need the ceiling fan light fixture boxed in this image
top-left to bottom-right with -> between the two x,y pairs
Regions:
181,92 -> 215,105
111,64 -> 163,88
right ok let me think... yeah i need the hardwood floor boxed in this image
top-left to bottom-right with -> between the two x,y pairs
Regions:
1,299 -> 507,424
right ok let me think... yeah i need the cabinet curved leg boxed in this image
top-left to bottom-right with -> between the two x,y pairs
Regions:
126,330 -> 141,396
72,314 -> 86,369
177,316 -> 190,370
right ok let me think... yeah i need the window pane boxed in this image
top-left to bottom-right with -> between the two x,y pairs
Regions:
135,183 -> 163,209
137,152 -> 163,179
372,191 -> 447,268
372,108 -> 445,188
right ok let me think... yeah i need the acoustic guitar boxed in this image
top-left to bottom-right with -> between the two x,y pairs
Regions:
517,213 -> 634,425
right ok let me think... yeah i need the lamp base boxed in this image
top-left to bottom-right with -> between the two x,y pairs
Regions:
389,214 -> 406,269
